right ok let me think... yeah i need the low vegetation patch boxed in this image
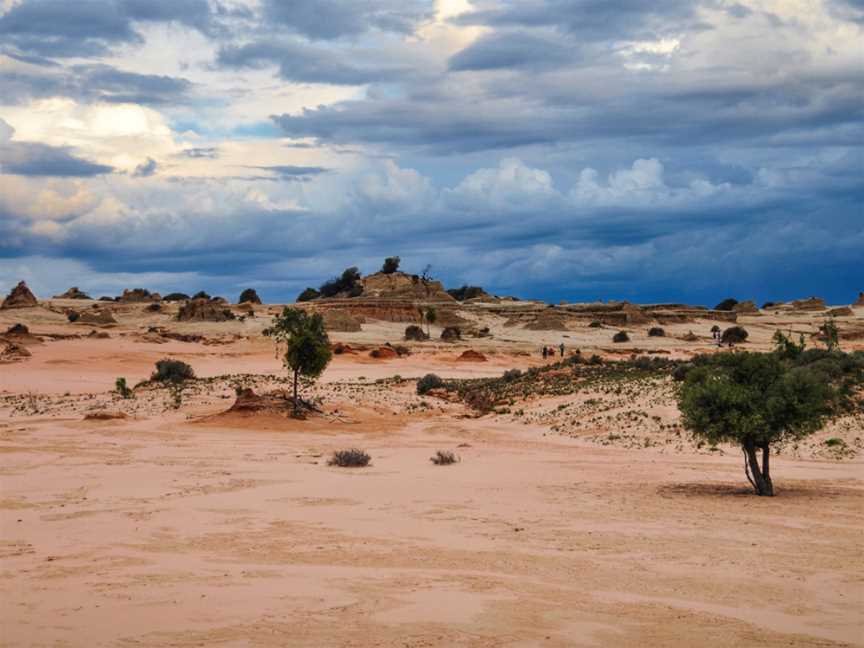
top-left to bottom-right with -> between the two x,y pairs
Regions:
721,326 -> 749,345
417,373 -> 444,395
151,358 -> 195,383
430,450 -> 459,465
612,331 -> 630,343
648,327 -> 665,337
328,448 -> 371,467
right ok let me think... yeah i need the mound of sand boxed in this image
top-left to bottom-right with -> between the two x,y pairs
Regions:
457,349 -> 487,362
0,339 -> 32,363
176,298 -> 235,322
524,309 -> 568,331
54,287 -> 91,300
370,346 -> 398,359
322,310 -> 362,332
1,281 -> 38,309
77,308 -> 117,325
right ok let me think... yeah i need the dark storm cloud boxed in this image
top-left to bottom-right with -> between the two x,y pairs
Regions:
453,0 -> 705,41
0,143 -> 113,176
217,40 -> 411,85
448,31 -> 576,71
0,0 -> 213,59
260,0 -> 433,40
249,165 -> 329,179
0,61 -> 194,106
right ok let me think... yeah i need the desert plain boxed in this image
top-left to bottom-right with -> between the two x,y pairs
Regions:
1,283 -> 863,647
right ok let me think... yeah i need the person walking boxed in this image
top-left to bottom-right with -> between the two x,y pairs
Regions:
542,346 -> 548,359
559,343 -> 565,358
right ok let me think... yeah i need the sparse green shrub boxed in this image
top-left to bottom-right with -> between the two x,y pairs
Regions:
431,450 -> 459,465
417,373 -> 444,395
502,368 -> 522,381
721,326 -> 749,345
296,287 -> 320,302
163,292 -> 190,301
238,288 -> 261,304
588,320 -> 603,328
328,448 -> 371,467
715,298 -> 738,311
381,256 -> 400,274
115,377 -> 132,399
447,285 -> 485,301
441,326 -> 461,342
648,327 -> 665,337
404,325 -> 429,341
825,437 -> 845,447
819,318 -> 840,351
151,358 -> 195,383
192,290 -> 211,300
612,331 -> 630,343
67,311 -> 80,322
319,267 -> 362,298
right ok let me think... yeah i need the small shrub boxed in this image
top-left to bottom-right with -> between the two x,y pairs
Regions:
715,298 -> 738,311
672,364 -> 692,382
721,326 -> 749,345
163,292 -> 190,301
151,358 -> 195,383
417,373 -> 444,395
381,256 -> 401,274
67,311 -> 80,322
393,344 -> 411,357
115,377 -> 132,399
431,450 -> 459,465
146,302 -> 161,312
238,288 -> 262,304
192,290 -> 211,300
404,325 -> 429,341
648,327 -> 665,337
588,354 -> 603,365
824,437 -> 846,447
328,448 -> 371,467
588,320 -> 603,328
447,285 -> 485,301
612,331 -> 630,343
296,287 -> 320,302
441,326 -> 461,342
502,368 -> 522,381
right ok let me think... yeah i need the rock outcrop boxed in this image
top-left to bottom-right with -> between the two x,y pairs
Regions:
789,297 -> 826,311
524,309 -> 568,331
321,310 -> 362,332
360,272 -> 456,302
0,339 -> 32,363
828,307 -> 853,317
855,292 -> 864,306
1,281 -> 38,309
119,288 -> 161,303
77,308 -> 117,325
54,287 -> 91,300
176,298 -> 236,322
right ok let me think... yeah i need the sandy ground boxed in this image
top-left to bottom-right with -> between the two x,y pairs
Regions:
1,302 -> 863,646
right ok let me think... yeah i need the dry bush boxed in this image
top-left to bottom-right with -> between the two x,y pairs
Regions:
328,448 -> 371,467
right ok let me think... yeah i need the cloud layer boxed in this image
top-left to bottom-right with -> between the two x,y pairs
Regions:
0,0 -> 861,305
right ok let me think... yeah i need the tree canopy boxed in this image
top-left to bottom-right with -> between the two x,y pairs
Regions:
265,308 -> 332,415
678,351 -> 837,495
381,256 -> 401,274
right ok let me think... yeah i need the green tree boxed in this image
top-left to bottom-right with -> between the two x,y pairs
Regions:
678,352 -> 832,496
381,256 -> 401,274
424,306 -> 437,337
265,308 -> 332,416
820,318 -> 840,352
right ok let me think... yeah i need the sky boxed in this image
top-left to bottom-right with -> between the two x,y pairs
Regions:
0,0 -> 861,306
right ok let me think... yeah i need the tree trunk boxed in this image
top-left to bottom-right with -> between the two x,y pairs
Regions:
743,439 -> 774,496
293,368 -> 299,416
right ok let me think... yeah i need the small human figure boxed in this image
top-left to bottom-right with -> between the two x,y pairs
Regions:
542,346 -> 548,359
559,343 -> 565,358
